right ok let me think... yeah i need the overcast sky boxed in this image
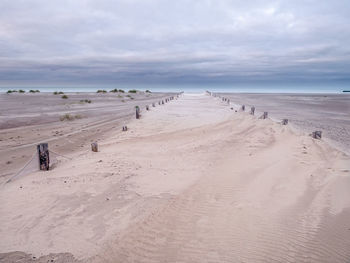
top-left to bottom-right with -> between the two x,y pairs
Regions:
0,0 -> 349,86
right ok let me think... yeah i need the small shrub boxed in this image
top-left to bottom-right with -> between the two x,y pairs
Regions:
7,90 -> 18,93
145,90 -> 151,93
117,94 -> 123,98
110,89 -> 118,93
61,95 -> 68,99
80,99 -> 92,104
29,90 -> 36,93
97,90 -> 107,93
35,90 -> 40,93
128,89 -> 137,93
58,91 -> 64,94
60,114 -> 74,121
53,91 -> 58,95
19,90 -> 25,93
126,94 -> 131,98
7,90 -> 13,94
60,114 -> 83,121
118,89 -> 125,93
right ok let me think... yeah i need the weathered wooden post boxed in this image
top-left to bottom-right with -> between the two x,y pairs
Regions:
122,126 -> 128,131
241,105 -> 245,111
152,103 -> 155,107
37,143 -> 50,170
282,119 -> 288,125
91,142 -> 98,152
158,101 -> 161,105
260,112 -> 268,119
162,100 -> 164,104
146,105 -> 149,110
311,131 -> 322,139
250,106 -> 255,115
135,106 -> 140,119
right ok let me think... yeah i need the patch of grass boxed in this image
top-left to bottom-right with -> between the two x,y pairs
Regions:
60,113 -> 83,121
97,90 -> 107,93
7,90 -> 18,93
128,89 -> 137,93
79,99 -> 92,104
61,95 -> 68,99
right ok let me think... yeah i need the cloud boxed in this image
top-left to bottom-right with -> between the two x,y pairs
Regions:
0,0 -> 349,85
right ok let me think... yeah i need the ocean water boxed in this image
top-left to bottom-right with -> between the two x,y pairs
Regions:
0,83 -> 346,93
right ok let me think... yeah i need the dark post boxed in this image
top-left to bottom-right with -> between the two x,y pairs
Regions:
162,100 -> 164,104
250,106 -> 255,115
91,142 -> 98,152
282,119 -> 288,125
122,126 -> 128,131
37,143 -> 50,170
241,105 -> 245,111
311,131 -> 322,139
152,103 -> 155,107
136,106 -> 140,119
146,105 -> 149,110
260,112 -> 268,119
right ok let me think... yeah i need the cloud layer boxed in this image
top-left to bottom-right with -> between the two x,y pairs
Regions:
0,0 -> 349,85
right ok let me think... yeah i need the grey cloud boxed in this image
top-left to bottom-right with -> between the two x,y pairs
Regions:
0,0 -> 349,86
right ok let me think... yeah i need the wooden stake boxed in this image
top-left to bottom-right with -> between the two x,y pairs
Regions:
282,119 -> 288,125
152,103 -> 155,107
260,112 -> 268,119
250,106 -> 255,115
311,131 -> 322,139
146,105 -> 149,110
241,105 -> 245,111
122,126 -> 128,131
91,142 -> 98,152
135,106 -> 140,119
37,143 -> 50,170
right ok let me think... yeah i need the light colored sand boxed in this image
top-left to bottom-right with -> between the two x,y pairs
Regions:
0,94 -> 349,262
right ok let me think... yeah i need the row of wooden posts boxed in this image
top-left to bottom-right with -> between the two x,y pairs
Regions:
207,91 -> 322,140
35,94 -> 181,171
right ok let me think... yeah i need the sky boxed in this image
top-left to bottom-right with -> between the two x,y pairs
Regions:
0,0 -> 349,89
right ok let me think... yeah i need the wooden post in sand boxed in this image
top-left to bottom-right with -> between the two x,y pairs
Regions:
282,119 -> 288,125
311,131 -> 322,139
146,105 -> 149,111
37,143 -> 50,170
122,126 -> 128,131
158,101 -> 161,105
135,106 -> 140,119
162,100 -> 164,105
241,105 -> 245,111
259,112 -> 268,119
152,103 -> 155,107
250,106 -> 255,115
91,142 -> 98,152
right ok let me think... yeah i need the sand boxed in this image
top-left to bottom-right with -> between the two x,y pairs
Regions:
218,93 -> 350,155
0,93 -> 350,262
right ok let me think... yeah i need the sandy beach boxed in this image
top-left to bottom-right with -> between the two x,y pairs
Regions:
0,93 -> 350,262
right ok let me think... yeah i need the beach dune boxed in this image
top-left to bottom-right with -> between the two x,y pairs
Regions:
0,93 -> 349,262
